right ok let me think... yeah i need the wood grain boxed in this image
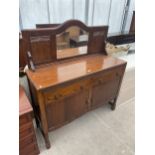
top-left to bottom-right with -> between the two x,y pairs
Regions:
19,86 -> 32,116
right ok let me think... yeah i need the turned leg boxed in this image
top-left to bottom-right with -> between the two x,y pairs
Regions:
111,99 -> 116,110
37,92 -> 51,149
45,134 -> 51,149
40,128 -> 51,149
109,98 -> 117,111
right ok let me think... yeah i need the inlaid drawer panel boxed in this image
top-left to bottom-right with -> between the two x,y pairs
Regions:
19,133 -> 36,149
44,79 -> 90,104
19,122 -> 33,139
19,114 -> 32,126
19,143 -> 39,155
91,66 -> 123,86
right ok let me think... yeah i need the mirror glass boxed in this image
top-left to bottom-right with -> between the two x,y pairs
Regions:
56,26 -> 88,59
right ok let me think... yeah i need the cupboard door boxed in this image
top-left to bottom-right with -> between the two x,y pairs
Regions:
46,100 -> 66,130
91,78 -> 120,108
46,89 -> 88,129
66,90 -> 88,121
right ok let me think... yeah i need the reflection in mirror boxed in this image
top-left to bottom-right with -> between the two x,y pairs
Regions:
56,26 -> 88,59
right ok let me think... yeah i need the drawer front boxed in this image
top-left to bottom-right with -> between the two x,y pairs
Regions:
19,133 -> 35,149
19,143 -> 39,155
20,122 -> 34,139
91,66 -> 123,87
19,113 -> 32,127
44,79 -> 91,104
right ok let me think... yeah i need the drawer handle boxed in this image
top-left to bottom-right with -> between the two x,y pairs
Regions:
47,94 -> 62,101
55,94 -> 63,100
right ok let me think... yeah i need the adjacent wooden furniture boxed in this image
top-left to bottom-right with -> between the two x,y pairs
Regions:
19,85 -> 40,155
22,20 -> 127,149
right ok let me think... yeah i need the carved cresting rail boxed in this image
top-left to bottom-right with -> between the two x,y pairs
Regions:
22,20 -> 108,71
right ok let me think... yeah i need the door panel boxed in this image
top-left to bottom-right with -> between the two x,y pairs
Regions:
46,100 -> 66,130
92,78 -> 120,108
66,90 -> 88,120
46,89 -> 88,129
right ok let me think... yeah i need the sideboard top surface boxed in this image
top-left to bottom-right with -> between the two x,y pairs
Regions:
26,53 -> 126,90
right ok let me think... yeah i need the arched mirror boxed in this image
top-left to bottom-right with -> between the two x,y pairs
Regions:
56,26 -> 89,59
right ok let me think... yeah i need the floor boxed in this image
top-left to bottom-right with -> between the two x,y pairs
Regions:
35,67 -> 135,155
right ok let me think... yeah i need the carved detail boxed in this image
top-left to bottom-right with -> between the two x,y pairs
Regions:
22,20 -> 108,70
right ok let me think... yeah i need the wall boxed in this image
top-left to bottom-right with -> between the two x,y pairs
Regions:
19,0 -> 135,34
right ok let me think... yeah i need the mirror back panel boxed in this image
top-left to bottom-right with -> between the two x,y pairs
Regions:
22,20 -> 108,69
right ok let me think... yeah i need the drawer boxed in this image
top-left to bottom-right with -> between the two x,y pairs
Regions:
91,66 -> 123,86
20,122 -> 33,139
19,133 -> 36,149
44,79 -> 91,104
20,113 -> 32,127
19,143 -> 39,155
